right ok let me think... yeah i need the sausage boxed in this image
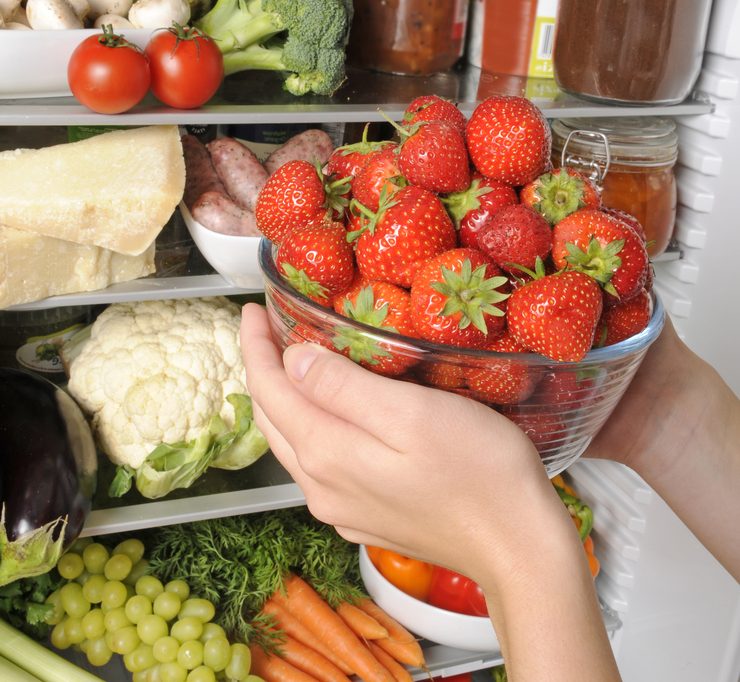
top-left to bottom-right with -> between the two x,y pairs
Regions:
264,129 -> 336,176
206,137 -> 269,213
181,134 -> 226,210
192,191 -> 262,237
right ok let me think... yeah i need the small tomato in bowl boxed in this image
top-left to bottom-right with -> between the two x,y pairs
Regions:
428,566 -> 488,617
367,546 -> 434,602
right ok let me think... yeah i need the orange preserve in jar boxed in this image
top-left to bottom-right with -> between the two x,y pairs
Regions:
551,117 -> 678,258
347,0 -> 469,76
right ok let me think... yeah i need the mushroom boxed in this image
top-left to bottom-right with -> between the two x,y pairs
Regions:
12,5 -> 30,24
127,0 -> 189,28
93,10 -> 133,27
26,0 -> 84,28
67,0 -> 90,22
0,0 -> 22,23
88,0 -> 132,21
4,20 -> 31,27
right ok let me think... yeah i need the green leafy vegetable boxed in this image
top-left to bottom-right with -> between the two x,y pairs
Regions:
0,570 -> 63,640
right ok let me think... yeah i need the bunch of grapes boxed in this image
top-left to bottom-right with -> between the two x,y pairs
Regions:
46,538 -> 257,682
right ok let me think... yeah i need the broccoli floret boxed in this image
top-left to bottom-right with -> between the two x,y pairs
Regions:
196,0 -> 351,96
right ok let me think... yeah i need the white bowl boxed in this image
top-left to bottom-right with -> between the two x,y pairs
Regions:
358,545 -> 500,653
181,202 -> 262,289
0,29 -> 153,99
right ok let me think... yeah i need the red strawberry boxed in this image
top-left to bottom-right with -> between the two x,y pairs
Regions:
409,248 -> 509,348
506,261 -> 603,362
594,288 -> 652,347
477,204 -> 552,274
534,370 -> 597,411
602,207 -> 648,243
466,95 -> 551,186
353,185 -> 458,288
255,160 -> 350,244
552,208 -> 649,302
520,168 -> 602,224
325,124 -> 396,179
351,146 -> 405,211
275,222 -> 356,307
417,361 -> 468,393
403,95 -> 467,135
442,173 -> 519,248
501,406 -> 567,456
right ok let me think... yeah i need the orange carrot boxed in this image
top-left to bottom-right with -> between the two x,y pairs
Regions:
366,641 -> 413,682
250,642 -> 323,682
356,598 -> 425,669
272,632 -> 352,682
262,598 -> 354,675
272,574 -> 395,682
336,601 -> 389,640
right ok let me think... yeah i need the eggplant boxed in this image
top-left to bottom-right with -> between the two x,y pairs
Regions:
0,368 -> 96,586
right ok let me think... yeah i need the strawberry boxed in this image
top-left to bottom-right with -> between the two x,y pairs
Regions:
325,124 -> 396,179
351,146 -> 405,211
403,95 -> 467,135
255,160 -> 350,244
442,173 -> 519,249
506,260 -> 603,362
552,208 -> 649,302
500,406 -> 567,456
275,222 -> 356,307
410,248 -> 509,348
602,207 -> 648,243
477,204 -> 552,274
520,168 -> 602,224
417,361 -> 468,393
594,287 -> 652,347
466,95 -> 552,186
353,185 -> 458,288
534,370 -> 597,411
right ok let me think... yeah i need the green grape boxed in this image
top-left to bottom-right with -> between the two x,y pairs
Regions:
164,580 -> 190,602
70,537 -> 93,553
199,623 -> 226,643
104,606 -> 132,632
82,574 -> 108,604
125,559 -> 151,586
202,637 -> 231,672
153,591 -> 181,621
186,666 -> 216,682
101,580 -> 128,610
75,570 -> 91,586
224,643 -> 252,682
138,614 -> 169,645
79,638 -> 90,654
60,582 -> 91,619
153,635 -> 180,663
82,543 -> 110,574
64,617 -> 86,645
126,594 -> 153,624
57,552 -> 85,580
114,538 -> 146,564
86,636 -> 113,667
178,599 -> 215,624
244,676 -> 265,682
136,575 -> 165,600
104,553 -> 133,581
45,590 -> 65,625
177,640 -> 203,671
170,617 -> 203,644
159,662 -> 188,682
50,621 -> 71,650
124,643 -> 157,673
109,624 -> 141,655
81,608 -> 106,640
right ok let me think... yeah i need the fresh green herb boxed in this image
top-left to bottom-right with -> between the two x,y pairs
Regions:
0,570 -> 63,640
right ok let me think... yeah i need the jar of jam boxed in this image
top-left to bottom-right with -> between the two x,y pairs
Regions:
347,0 -> 469,76
552,0 -> 713,105
551,117 -> 678,258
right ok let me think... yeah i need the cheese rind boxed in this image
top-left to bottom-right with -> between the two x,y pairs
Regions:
0,126 -> 185,256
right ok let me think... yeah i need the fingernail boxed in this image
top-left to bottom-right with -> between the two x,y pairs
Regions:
285,344 -> 320,381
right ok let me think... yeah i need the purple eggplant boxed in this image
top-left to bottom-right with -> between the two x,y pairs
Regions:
0,368 -> 96,586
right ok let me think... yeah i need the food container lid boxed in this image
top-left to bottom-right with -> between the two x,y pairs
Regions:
551,117 -> 679,167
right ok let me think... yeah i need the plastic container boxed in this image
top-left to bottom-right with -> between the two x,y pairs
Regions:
551,117 -> 679,258
552,0 -> 714,105
347,0 -> 469,76
258,239 -> 666,477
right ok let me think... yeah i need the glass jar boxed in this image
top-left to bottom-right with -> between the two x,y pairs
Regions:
551,117 -> 679,258
552,0 -> 713,105
347,0 -> 469,76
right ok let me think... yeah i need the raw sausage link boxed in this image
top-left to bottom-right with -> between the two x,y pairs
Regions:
265,129 -> 336,176
207,137 -> 269,213
181,134 -> 226,210
192,190 -> 262,237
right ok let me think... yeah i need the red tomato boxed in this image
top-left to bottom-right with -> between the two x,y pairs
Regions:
370,546 -> 434,602
145,25 -> 224,109
432,674 -> 473,682
428,566 -> 488,617
67,26 -> 150,114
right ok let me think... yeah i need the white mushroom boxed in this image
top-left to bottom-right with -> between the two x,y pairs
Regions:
93,10 -> 133,27
4,20 -> 32,27
88,0 -> 132,20
12,5 -> 30,24
0,0 -> 22,23
26,0 -> 84,28
67,0 -> 90,21
127,0 -> 189,28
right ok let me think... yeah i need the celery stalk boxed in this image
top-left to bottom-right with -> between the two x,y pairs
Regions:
0,655 -> 42,682
0,619 -> 104,682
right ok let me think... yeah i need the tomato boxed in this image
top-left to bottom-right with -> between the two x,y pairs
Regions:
67,26 -> 150,114
145,24 -> 224,109
432,674 -> 473,682
369,547 -> 434,602
428,566 -> 488,617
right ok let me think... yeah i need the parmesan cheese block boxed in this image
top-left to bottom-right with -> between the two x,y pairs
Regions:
0,226 -> 156,309
0,126 -> 185,256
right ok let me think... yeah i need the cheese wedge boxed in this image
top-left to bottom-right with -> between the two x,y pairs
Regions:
0,226 -> 156,309
0,126 -> 185,256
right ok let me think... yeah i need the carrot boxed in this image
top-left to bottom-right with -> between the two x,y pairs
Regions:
250,642 -> 323,682
366,641 -> 413,682
355,598 -> 425,669
272,574 -> 395,682
272,631 -> 352,682
262,598 -> 354,675
336,601 -> 389,640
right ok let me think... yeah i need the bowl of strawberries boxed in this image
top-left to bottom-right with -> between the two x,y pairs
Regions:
256,94 -> 665,476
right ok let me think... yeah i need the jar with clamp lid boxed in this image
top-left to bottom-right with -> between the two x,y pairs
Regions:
550,117 -> 679,258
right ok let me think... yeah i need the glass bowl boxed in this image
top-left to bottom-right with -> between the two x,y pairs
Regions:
258,239 -> 665,476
